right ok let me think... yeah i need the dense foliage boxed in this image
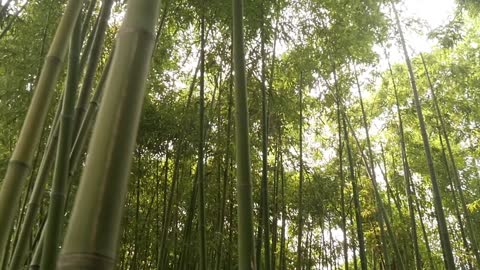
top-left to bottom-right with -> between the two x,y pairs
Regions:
0,0 -> 478,269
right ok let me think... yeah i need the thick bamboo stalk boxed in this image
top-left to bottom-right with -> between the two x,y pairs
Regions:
232,0 -> 256,268
7,95 -> 61,270
29,226 -> 44,270
0,0 -> 82,258
9,50 -> 112,270
57,0 -> 161,268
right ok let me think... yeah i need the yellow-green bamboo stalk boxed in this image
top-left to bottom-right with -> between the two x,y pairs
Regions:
7,106 -> 60,270
0,0 -> 83,257
57,0 -> 161,269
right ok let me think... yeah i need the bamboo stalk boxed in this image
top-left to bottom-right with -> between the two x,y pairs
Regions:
57,0 -> 161,268
232,0 -> 256,268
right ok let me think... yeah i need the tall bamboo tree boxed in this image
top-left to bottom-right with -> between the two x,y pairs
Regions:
392,4 -> 455,269
232,0 -> 256,268
386,56 -> 422,270
342,115 -> 367,270
259,1 -> 271,269
333,68 -> 348,270
40,16 -> 81,270
198,6 -> 207,270
420,53 -> 480,267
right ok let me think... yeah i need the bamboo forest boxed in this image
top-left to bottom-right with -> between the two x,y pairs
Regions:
1,0 -> 480,269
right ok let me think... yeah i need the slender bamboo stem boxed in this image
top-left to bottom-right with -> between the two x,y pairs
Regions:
198,7 -> 207,270
260,1 -> 271,269
333,67 -> 348,270
73,0 -> 114,137
296,74 -> 304,270
353,69 -> 405,269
